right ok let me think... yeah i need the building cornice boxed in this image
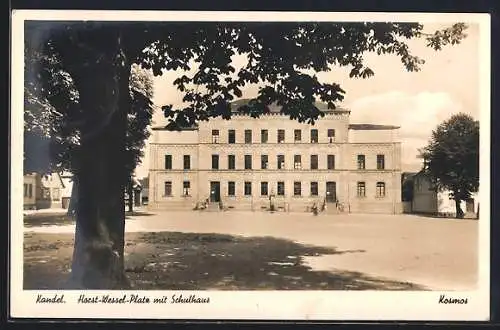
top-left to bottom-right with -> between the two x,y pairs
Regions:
150,142 -> 401,146
150,169 -> 401,173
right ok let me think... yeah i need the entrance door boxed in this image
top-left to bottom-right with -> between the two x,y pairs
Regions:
466,198 -> 475,213
210,181 -> 221,203
326,182 -> 336,203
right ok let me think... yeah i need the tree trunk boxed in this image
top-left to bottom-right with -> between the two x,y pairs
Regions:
455,198 -> 464,219
58,29 -> 132,289
127,179 -> 134,213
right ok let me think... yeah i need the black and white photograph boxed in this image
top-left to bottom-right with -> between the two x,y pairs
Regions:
10,10 -> 490,320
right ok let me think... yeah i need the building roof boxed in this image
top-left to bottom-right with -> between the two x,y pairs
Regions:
402,172 -> 419,176
348,124 -> 400,130
401,172 -> 419,181
230,98 -> 350,115
39,172 -> 65,189
151,125 -> 198,131
152,99 -> 350,130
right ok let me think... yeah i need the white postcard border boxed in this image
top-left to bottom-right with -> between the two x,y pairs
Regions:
10,10 -> 491,321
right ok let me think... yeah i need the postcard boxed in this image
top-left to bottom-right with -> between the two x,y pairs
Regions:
10,10 -> 491,321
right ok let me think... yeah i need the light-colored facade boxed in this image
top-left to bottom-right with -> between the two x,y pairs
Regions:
23,172 -> 65,210
411,172 -> 479,218
148,106 -> 402,214
60,172 -> 74,209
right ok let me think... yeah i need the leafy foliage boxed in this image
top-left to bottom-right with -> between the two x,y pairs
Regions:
24,47 -> 154,176
125,64 -> 155,176
133,22 -> 467,129
420,113 -> 479,203
25,21 -> 468,160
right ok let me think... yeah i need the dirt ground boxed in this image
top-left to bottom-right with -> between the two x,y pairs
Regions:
22,211 -> 479,291
24,231 -> 424,291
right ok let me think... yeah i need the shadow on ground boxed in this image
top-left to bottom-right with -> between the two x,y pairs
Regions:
403,213 -> 478,221
125,232 -> 423,290
24,210 -> 155,227
24,214 -> 75,228
23,231 -> 425,291
125,211 -> 156,219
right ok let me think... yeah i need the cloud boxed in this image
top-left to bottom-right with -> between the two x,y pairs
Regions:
348,91 -> 466,169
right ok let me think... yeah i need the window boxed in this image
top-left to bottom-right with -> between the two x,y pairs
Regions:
294,155 -> 302,169
277,129 -> 285,143
244,155 -> 252,169
244,181 -> 252,196
228,181 -> 236,196
357,155 -> 365,170
212,154 -> 219,170
327,129 -> 335,143
228,155 -> 236,170
376,182 -> 386,197
377,154 -> 385,170
294,181 -> 302,196
261,155 -> 268,169
52,188 -> 60,201
183,181 -> 191,196
24,184 -> 28,197
183,155 -> 191,170
294,129 -> 301,142
277,181 -> 285,196
310,182 -> 318,196
357,182 -> 366,197
261,129 -> 268,143
164,181 -> 172,196
212,129 -> 220,143
41,188 -> 50,199
277,155 -> 285,169
28,184 -> 32,198
245,129 -> 252,144
327,155 -> 335,170
228,129 -> 236,144
261,182 -> 268,196
310,155 -> 318,170
164,155 -> 172,169
310,129 -> 318,143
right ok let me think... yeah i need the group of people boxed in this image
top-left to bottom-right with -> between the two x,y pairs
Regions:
311,198 -> 343,215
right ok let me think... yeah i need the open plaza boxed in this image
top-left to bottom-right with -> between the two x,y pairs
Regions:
23,210 -> 478,291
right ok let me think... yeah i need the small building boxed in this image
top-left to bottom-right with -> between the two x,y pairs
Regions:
60,172 -> 74,209
139,176 -> 149,205
404,171 -> 479,218
125,177 -> 143,208
132,177 -> 143,207
23,172 -> 65,210
401,172 -> 417,213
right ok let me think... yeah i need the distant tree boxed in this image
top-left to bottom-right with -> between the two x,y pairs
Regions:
125,65 -> 154,212
24,21 -> 468,289
420,113 -> 479,218
24,48 -> 154,211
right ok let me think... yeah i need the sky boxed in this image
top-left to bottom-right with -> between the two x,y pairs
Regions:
135,22 -> 480,179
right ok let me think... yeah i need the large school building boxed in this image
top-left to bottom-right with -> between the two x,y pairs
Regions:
148,102 -> 403,214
